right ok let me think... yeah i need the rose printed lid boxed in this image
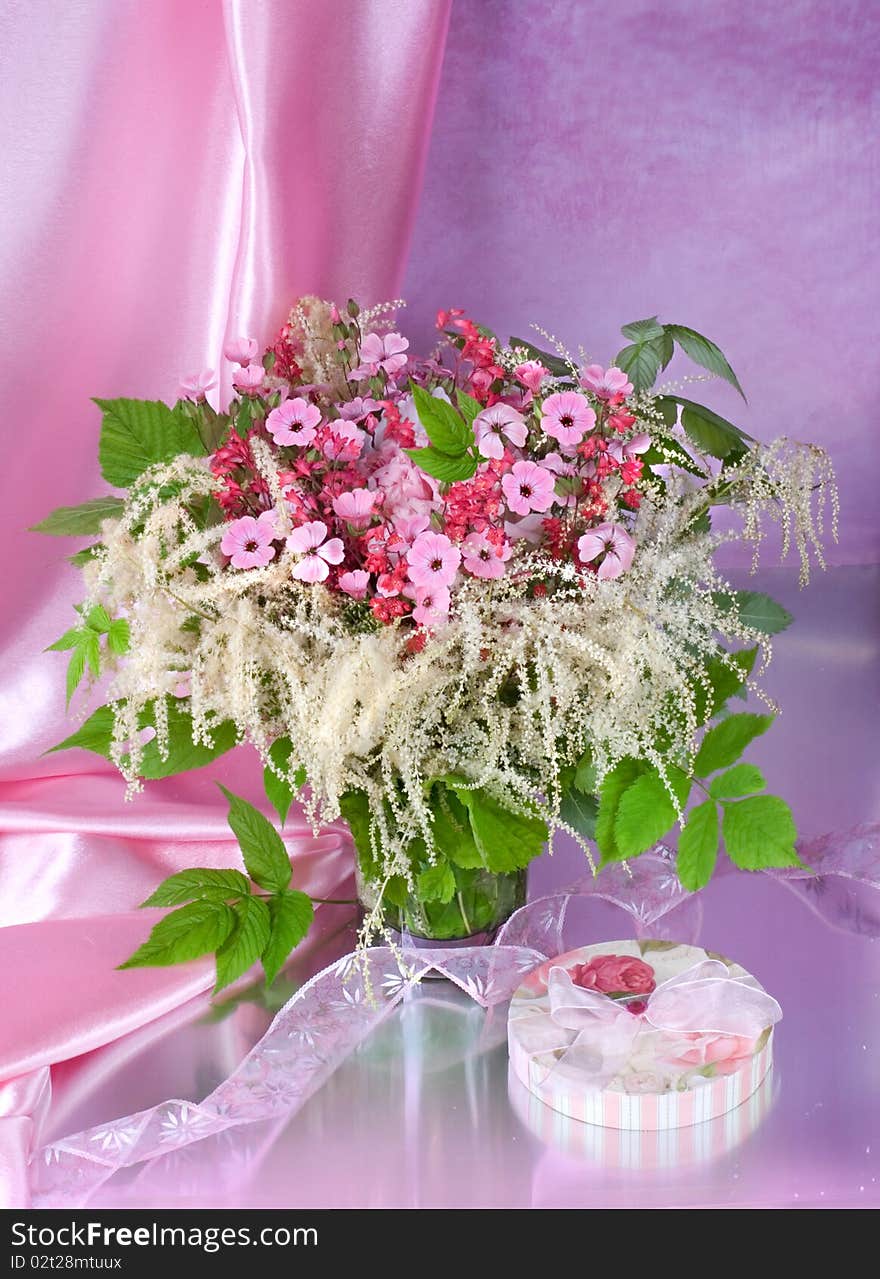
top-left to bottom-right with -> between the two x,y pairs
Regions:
507,940 -> 781,1131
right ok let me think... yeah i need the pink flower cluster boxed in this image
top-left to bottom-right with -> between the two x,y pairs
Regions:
200,305 -> 650,635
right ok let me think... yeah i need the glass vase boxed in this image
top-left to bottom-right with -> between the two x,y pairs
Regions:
356,862 -> 527,948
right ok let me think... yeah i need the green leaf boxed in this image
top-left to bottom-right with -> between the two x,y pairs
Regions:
218,784 -> 292,894
694,646 -> 758,726
68,544 -> 103,568
95,398 -> 207,488
677,800 -> 719,891
119,900 -> 236,969
132,699 -> 238,779
46,627 -> 83,652
711,590 -> 793,636
65,645 -> 87,706
263,737 -> 305,827
573,753 -> 597,794
456,389 -> 483,428
559,789 -> 598,842
31,496 -> 126,536
454,788 -> 547,872
721,795 -> 801,870
694,712 -> 774,775
410,383 -> 474,454
47,704 -> 115,756
664,325 -> 745,399
86,605 -> 111,633
141,868 -> 251,907
595,759 -> 647,861
82,630 -> 101,678
613,769 -> 691,861
404,446 -> 477,484
214,895 -> 272,993
708,764 -> 766,800
640,436 -> 704,477
681,405 -> 750,462
508,337 -> 571,380
621,316 -> 665,343
614,338 -> 665,393
107,618 -> 131,655
417,861 -> 456,904
430,786 -> 483,869
262,890 -> 315,986
339,789 -> 378,877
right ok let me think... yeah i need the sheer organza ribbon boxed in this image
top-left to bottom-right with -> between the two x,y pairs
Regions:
514,959 -> 782,1091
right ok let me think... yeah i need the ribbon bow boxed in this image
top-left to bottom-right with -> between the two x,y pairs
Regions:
519,959 -> 782,1089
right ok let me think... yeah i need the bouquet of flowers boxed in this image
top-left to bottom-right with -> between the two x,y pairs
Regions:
34,298 -> 836,989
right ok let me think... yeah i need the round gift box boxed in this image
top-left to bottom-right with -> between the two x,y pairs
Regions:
507,940 -> 775,1131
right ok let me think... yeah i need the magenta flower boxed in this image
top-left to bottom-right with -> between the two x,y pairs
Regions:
513,360 -> 549,393
267,397 -> 322,447
177,369 -> 216,402
501,460 -> 556,516
287,520 -> 345,583
332,488 -> 376,528
220,510 -> 279,570
461,531 -> 513,579
233,362 -> 265,396
407,583 -> 451,628
349,332 -> 409,379
338,397 -> 383,421
607,432 -> 651,463
579,365 -> 633,399
474,404 -> 527,460
322,421 -> 365,462
338,569 -> 370,600
577,522 -> 636,580
540,391 -> 596,447
406,531 -> 461,589
224,336 -> 259,366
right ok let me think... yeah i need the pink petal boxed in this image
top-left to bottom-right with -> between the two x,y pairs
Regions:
293,555 -> 329,583
318,538 -> 345,565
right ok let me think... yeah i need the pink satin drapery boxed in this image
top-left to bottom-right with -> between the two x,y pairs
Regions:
0,0 -> 451,1205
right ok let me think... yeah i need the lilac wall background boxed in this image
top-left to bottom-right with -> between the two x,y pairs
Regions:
404,0 -> 880,564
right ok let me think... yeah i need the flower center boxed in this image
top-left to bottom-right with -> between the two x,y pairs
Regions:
430,557 -> 443,572
245,540 -> 259,553
520,484 -> 532,498
560,414 -> 574,429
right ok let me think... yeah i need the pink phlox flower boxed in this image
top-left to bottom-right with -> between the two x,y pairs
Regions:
577,522 -> 636,580
607,433 -> 651,463
220,510 -> 279,570
393,513 -> 432,544
513,360 -> 549,393
461,530 -> 513,579
332,487 -> 377,529
287,520 -> 345,583
338,397 -> 383,421
349,332 -> 409,379
405,582 -> 451,628
177,369 -> 216,402
474,403 -> 528,460
233,362 -> 266,395
322,421 -> 365,461
540,391 -> 596,447
579,365 -> 634,399
266,397 -> 322,446
406,530 -> 461,588
338,569 -> 370,600
224,337 -> 260,366
501,459 -> 556,516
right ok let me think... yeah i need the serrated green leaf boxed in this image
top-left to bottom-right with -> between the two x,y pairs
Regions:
65,646 -> 87,706
508,337 -> 571,379
95,397 -> 206,488
82,630 -> 101,678
214,895 -> 272,993
218,784 -> 292,894
119,900 -> 236,969
613,769 -> 691,861
677,800 -> 719,891
262,890 -> 314,986
614,338 -> 665,393
47,703 -> 115,756
417,861 -> 456,904
694,647 -> 758,726
132,698 -> 238,779
621,316 -> 665,343
68,544 -> 103,568
559,789 -> 598,842
410,383 -> 474,454
140,868 -> 251,908
664,325 -> 745,398
572,753 -> 597,794
404,446 -> 477,483
595,759 -> 647,861
681,405 -> 749,461
430,786 -> 483,868
711,590 -> 793,636
107,618 -> 130,655
86,605 -> 111,633
456,388 -> 483,427
263,737 -> 305,827
339,789 -> 378,878
694,712 -> 774,775
721,794 -> 801,870
708,764 -> 766,800
30,497 -> 126,536
46,627 -> 83,652
453,788 -> 547,872
640,436 -> 704,476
